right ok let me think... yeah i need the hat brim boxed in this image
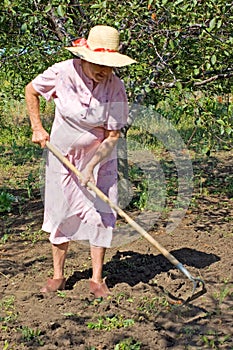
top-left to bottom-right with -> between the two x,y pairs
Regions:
65,46 -> 136,67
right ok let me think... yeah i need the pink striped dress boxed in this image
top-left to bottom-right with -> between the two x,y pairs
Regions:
32,59 -> 128,247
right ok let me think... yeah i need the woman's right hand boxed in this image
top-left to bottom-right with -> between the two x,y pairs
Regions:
32,127 -> 50,148
80,164 -> 95,187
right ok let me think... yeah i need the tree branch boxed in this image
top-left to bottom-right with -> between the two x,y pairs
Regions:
156,72 -> 233,89
46,8 -> 74,43
194,72 -> 233,86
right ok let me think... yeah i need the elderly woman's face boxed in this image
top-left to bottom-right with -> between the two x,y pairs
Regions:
82,60 -> 113,83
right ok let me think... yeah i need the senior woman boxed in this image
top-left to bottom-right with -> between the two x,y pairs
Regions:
25,25 -> 136,298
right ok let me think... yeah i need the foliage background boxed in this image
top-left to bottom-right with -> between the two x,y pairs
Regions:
0,0 -> 233,152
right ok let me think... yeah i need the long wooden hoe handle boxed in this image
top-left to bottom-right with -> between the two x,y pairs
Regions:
45,141 -> 190,275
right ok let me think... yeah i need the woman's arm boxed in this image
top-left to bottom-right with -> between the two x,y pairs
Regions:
81,129 -> 120,185
25,82 -> 50,148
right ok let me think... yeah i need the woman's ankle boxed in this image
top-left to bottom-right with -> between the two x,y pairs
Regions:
53,275 -> 65,280
91,277 -> 104,284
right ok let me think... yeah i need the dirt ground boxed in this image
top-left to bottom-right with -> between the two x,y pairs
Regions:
0,150 -> 233,350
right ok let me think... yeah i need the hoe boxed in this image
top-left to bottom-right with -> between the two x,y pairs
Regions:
46,141 -> 206,304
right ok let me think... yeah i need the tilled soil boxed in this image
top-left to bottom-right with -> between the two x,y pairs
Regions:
0,150 -> 233,350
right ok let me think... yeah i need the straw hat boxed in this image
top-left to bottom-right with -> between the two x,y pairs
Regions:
65,25 -> 136,67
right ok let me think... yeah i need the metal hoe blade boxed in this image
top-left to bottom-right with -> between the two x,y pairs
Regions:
176,263 -> 207,304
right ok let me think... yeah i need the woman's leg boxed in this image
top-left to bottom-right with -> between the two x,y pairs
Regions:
90,245 -> 106,283
40,242 -> 69,293
89,245 -> 110,297
52,242 -> 69,279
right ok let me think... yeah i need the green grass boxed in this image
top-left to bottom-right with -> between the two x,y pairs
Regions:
200,331 -> 231,349
0,296 -> 17,325
114,338 -> 141,350
19,228 -> 46,245
0,191 -> 16,213
87,314 -> 135,331
18,325 -> 44,345
212,283 -> 233,305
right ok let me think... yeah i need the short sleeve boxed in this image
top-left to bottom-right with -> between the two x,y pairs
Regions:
104,79 -> 129,130
32,62 -> 62,101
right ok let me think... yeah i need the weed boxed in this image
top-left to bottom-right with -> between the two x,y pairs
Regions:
3,340 -> 8,350
26,171 -> 36,198
137,296 -> 169,315
128,164 -> 144,182
1,296 -> 14,310
87,314 -> 134,331
1,233 -> 9,244
18,325 -> 44,345
0,191 -> 16,213
201,330 -> 231,349
115,292 -> 134,305
0,296 -> 17,324
183,326 -> 200,337
213,284 -> 232,305
128,165 -> 148,210
137,297 -> 159,314
20,228 -> 45,244
115,337 -> 141,350
128,166 -> 163,211
57,290 -> 66,298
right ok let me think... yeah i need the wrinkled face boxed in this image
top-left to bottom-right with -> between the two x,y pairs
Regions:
82,60 -> 113,83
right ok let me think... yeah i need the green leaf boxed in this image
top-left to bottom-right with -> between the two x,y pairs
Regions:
21,23 -> 27,32
57,5 -> 65,17
217,19 -> 222,29
45,4 -> 52,12
176,81 -> 183,91
226,126 -> 232,135
174,0 -> 184,5
211,54 -> 217,65
216,119 -> 225,126
209,18 -> 216,31
90,4 -> 101,9
169,39 -> 174,49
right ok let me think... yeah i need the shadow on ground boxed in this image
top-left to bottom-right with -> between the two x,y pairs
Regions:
65,248 -> 220,290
